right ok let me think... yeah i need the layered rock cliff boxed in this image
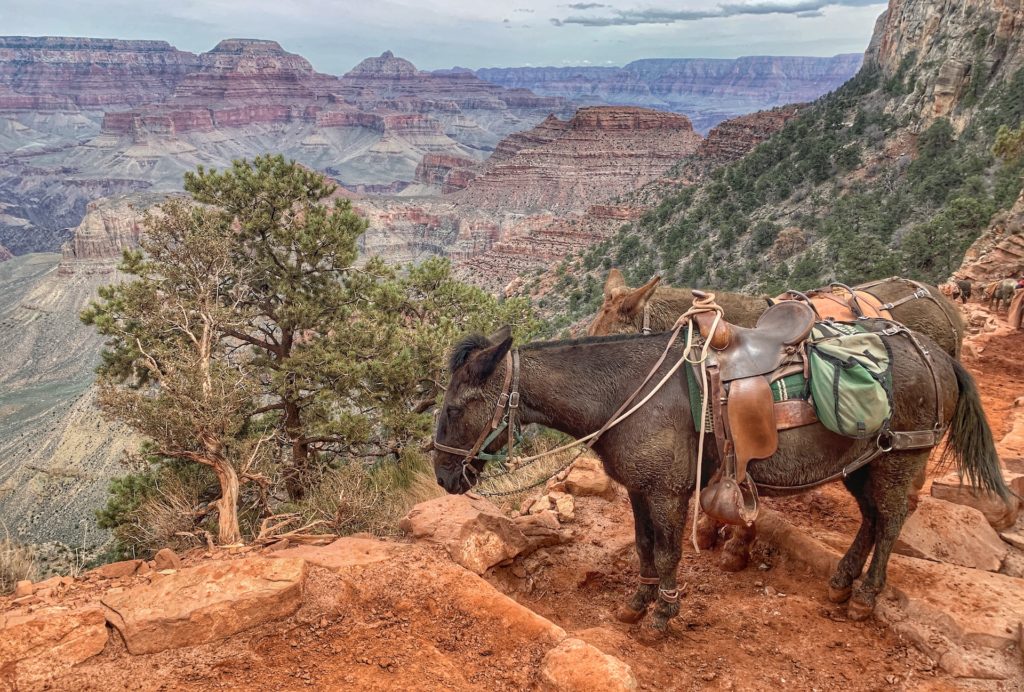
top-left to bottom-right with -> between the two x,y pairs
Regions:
365,102 -> 801,293
449,106 -> 703,212
472,54 -> 862,132
0,37 -> 199,111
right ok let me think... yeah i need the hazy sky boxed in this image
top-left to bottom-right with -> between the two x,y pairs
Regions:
0,0 -> 887,73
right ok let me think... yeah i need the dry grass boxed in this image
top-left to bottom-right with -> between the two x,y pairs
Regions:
113,474 -> 205,558
0,539 -> 39,594
299,452 -> 444,537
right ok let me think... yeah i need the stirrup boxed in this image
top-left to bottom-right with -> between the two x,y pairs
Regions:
700,476 -> 759,526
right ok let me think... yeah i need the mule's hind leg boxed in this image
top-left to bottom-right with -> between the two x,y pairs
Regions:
720,522 -> 756,572
828,467 -> 875,604
617,490 -> 659,623
848,452 -> 925,621
647,491 -> 689,631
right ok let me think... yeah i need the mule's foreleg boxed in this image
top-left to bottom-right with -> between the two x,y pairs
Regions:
616,490 -> 659,623
848,454 -> 922,621
648,491 -> 689,631
829,468 -> 875,604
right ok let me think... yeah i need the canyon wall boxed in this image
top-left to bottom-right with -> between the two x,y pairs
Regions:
472,54 -> 862,132
867,0 -> 1024,125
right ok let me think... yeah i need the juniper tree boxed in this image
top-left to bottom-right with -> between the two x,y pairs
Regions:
82,201 -> 259,545
184,155 -> 370,499
88,156 -> 541,550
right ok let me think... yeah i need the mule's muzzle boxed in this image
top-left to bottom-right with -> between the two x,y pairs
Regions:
437,471 -> 470,494
433,452 -> 473,494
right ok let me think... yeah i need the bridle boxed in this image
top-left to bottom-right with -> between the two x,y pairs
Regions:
433,323 -> 693,491
432,350 -> 523,487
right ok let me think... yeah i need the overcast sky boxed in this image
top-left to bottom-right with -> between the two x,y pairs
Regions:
0,0 -> 887,73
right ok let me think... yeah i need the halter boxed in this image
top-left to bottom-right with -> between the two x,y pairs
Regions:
432,350 -> 523,484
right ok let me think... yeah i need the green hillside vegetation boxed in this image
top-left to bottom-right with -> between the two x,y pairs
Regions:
543,59 -> 1024,331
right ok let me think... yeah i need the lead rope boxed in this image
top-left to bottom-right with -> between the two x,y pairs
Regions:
478,326 -> 691,496
674,301 -> 723,553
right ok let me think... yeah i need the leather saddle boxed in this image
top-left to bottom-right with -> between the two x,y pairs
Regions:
776,283 -> 893,323
689,294 -> 818,526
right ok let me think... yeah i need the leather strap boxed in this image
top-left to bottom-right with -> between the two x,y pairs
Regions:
773,399 -> 817,430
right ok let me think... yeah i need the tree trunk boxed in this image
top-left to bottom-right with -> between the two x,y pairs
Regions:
283,400 -> 308,501
211,457 -> 242,545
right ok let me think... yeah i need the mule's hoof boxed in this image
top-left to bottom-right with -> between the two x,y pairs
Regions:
615,604 -> 647,624
827,584 -> 852,604
649,614 -> 671,633
847,598 -> 874,622
719,550 -> 749,573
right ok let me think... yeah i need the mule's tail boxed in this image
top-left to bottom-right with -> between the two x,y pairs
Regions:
941,357 -> 1011,499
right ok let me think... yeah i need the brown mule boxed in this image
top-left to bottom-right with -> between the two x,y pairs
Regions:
432,326 -> 1006,630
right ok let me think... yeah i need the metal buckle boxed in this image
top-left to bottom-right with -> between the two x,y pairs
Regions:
508,391 -> 520,409
496,392 -> 510,409
877,431 -> 894,453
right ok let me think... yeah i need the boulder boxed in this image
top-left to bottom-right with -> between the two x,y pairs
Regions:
13,579 -> 33,597
88,559 -> 143,579
101,556 -> 306,655
1000,531 -> 1024,550
758,509 -> 1024,679
895,496 -> 1007,571
562,457 -> 615,499
0,606 -> 108,686
539,638 -> 638,691
548,491 -> 576,522
399,494 -> 528,574
153,547 -> 182,570
929,473 -> 1021,530
513,510 -> 567,551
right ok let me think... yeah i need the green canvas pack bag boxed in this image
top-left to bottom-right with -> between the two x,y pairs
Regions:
807,321 -> 893,439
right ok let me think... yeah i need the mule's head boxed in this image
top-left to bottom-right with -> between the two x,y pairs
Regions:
433,326 -> 515,494
586,269 -> 661,336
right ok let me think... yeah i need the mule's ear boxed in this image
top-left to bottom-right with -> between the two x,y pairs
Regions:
486,325 -> 512,346
620,275 -> 661,315
604,268 -> 626,299
467,335 -> 514,385
765,296 -> 776,307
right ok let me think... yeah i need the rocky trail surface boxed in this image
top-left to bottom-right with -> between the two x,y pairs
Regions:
3,302 -> 1023,690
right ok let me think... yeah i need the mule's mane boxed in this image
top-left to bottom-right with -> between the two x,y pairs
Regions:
449,334 -> 492,372
450,330 -> 666,371
523,331 -> 664,351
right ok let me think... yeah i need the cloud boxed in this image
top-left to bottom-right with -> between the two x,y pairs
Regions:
555,0 -> 883,26
796,10 -> 824,18
563,3 -> 609,9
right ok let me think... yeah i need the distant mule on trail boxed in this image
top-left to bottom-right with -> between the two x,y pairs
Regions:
432,323 -> 1008,631
985,278 -> 1017,313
